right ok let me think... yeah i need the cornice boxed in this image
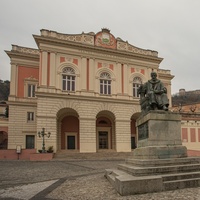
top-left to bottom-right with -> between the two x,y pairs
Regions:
33,35 -> 163,64
35,91 -> 140,105
5,50 -> 39,61
7,100 -> 37,107
39,29 -> 158,56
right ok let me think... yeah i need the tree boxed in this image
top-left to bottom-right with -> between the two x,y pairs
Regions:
172,91 -> 200,106
0,79 -> 10,101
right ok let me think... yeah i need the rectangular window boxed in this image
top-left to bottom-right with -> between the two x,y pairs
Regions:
100,80 -> 111,95
27,112 -> 34,122
26,135 -> 35,149
100,80 -> 103,94
62,76 -> 66,90
62,75 -> 75,91
28,84 -> 35,97
190,128 -> 196,142
182,128 -> 188,142
133,83 -> 140,97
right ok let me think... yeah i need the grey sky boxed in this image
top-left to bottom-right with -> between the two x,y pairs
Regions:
0,0 -> 200,94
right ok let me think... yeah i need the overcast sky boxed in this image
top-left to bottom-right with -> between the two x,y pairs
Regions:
1,0 -> 200,94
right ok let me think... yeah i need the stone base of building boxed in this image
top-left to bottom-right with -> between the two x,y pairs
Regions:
105,111 -> 200,196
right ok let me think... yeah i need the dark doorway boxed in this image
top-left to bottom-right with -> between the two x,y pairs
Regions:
67,136 -> 75,149
99,131 -> 108,149
26,135 -> 35,149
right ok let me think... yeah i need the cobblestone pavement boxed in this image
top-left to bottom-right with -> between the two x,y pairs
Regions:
0,159 -> 200,200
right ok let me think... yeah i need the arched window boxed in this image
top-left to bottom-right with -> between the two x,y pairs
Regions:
100,72 -> 111,95
62,67 -> 75,91
133,77 -> 142,97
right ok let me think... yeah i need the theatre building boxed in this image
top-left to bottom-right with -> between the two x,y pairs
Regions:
4,28 -> 173,155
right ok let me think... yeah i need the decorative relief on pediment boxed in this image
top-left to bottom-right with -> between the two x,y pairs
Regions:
24,76 -> 38,81
97,62 -> 114,70
83,35 -> 94,44
136,68 -> 140,72
102,63 -> 109,68
66,57 -> 73,62
40,29 -> 158,57
44,30 -> 94,45
95,30 -> 117,49
12,45 -> 39,55
117,41 -> 158,57
60,56 -> 78,65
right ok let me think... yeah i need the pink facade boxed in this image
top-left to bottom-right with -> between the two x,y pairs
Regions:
17,66 -> 39,97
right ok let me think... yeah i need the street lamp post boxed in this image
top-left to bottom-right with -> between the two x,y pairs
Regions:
38,128 -> 51,153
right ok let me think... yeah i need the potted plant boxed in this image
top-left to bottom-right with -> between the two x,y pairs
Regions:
38,149 -> 43,153
47,146 -> 54,153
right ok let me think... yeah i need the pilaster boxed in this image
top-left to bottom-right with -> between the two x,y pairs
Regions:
79,118 -> 96,152
49,52 -> 56,87
115,119 -> 131,152
40,51 -> 48,86
81,57 -> 87,90
10,64 -> 18,96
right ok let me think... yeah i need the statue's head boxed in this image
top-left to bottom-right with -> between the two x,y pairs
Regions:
151,72 -> 157,81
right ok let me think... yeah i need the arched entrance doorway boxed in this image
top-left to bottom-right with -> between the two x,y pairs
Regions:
96,111 -> 115,151
57,108 -> 79,151
131,112 -> 140,149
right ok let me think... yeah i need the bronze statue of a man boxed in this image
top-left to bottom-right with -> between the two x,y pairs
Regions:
139,72 -> 169,111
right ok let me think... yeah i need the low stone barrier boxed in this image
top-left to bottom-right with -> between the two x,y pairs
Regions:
0,149 -> 36,160
30,153 -> 54,161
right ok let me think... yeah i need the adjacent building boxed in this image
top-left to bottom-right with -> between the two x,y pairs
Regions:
172,102 -> 200,151
3,28 -> 173,155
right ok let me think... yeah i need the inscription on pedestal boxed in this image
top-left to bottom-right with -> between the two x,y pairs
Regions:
138,122 -> 148,140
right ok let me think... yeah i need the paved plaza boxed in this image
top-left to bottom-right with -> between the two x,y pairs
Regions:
0,159 -> 200,200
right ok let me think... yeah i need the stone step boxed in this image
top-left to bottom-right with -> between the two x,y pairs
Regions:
105,169 -> 164,195
105,169 -> 127,187
162,171 -> 200,182
118,163 -> 200,176
164,177 -> 200,190
105,168 -> 200,196
126,157 -> 200,167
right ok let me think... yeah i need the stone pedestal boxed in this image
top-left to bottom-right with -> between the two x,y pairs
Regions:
133,111 -> 187,159
105,111 -> 200,196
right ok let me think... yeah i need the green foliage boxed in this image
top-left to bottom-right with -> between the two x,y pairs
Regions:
0,79 -> 10,101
